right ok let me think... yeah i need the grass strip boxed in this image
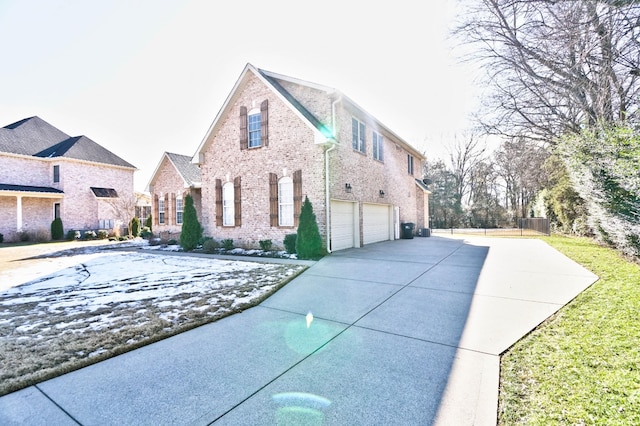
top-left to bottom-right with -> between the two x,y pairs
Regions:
498,235 -> 640,425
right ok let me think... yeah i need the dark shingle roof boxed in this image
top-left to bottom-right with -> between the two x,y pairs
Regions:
1,117 -> 135,169
0,183 -> 64,194
258,71 -> 333,138
166,152 -> 201,185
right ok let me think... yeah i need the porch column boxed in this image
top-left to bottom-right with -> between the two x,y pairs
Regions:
16,195 -> 23,232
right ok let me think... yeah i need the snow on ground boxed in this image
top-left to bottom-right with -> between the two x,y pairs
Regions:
0,246 -> 306,396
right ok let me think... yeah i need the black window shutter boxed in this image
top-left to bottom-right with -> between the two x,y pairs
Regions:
215,179 -> 223,227
293,170 -> 302,226
269,173 -> 278,227
234,176 -> 242,226
261,99 -> 269,147
240,106 -> 248,150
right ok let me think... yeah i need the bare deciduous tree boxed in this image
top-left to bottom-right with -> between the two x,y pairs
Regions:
456,0 -> 640,140
447,133 -> 487,207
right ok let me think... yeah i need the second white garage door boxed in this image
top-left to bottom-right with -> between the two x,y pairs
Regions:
363,203 -> 391,245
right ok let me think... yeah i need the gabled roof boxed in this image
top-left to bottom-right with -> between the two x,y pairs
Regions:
166,152 -> 201,186
0,116 -> 136,169
194,63 -> 425,162
147,152 -> 201,191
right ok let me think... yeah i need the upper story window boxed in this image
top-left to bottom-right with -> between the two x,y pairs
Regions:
176,196 -> 184,225
240,100 -> 269,150
53,165 -> 60,183
373,131 -> 384,161
278,176 -> 294,227
407,154 -> 414,176
222,182 -> 235,226
158,197 -> 165,224
352,118 -> 365,153
248,111 -> 261,148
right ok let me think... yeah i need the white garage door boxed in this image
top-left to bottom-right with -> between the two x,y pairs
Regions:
331,200 -> 356,251
363,203 -> 391,245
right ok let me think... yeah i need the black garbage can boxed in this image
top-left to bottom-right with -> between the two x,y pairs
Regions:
401,223 -> 415,239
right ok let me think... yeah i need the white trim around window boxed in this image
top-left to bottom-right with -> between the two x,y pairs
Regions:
222,182 -> 235,226
352,117 -> 365,153
176,196 -> 184,225
278,176 -> 294,227
373,131 -> 384,161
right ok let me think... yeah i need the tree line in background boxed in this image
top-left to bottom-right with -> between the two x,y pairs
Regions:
430,0 -> 640,256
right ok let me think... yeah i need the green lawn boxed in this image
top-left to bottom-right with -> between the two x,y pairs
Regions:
499,235 -> 640,425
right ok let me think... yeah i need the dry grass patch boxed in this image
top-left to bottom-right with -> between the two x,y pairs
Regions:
0,250 -> 306,396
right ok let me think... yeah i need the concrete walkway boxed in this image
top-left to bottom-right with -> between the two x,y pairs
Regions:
0,236 -> 598,425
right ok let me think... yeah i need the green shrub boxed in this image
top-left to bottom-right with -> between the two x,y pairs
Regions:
259,239 -> 273,251
221,239 -> 234,250
0,233 -> 3,243
84,230 -> 97,240
19,232 -> 29,242
284,234 -> 297,254
97,230 -> 109,240
67,230 -> 80,240
180,195 -> 203,251
140,227 -> 152,239
167,239 -> 178,245
131,217 -> 140,237
202,238 -> 219,253
145,214 -> 152,232
51,218 -> 64,240
295,196 -> 324,259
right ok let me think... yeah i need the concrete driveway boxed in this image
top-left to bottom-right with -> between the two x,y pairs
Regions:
0,236 -> 598,425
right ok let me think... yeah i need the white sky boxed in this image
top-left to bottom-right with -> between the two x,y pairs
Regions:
0,0 -> 481,191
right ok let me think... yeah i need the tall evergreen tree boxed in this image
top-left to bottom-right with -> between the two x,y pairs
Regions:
295,196 -> 323,259
51,218 -> 64,240
180,194 -> 202,251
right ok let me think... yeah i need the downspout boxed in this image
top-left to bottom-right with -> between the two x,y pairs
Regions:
325,95 -> 342,253
325,142 -> 337,253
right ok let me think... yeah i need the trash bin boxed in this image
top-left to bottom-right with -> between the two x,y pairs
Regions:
401,223 -> 415,239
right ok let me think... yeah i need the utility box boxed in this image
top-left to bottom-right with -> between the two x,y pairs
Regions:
401,223 -> 415,239
417,228 -> 431,237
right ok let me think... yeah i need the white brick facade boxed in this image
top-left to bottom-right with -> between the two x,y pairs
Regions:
0,117 -> 136,242
193,64 -> 429,250
148,154 -> 202,240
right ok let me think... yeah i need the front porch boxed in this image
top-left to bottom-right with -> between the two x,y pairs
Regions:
0,184 -> 64,242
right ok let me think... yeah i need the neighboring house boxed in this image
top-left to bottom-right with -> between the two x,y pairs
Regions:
189,63 -> 429,251
147,152 -> 202,239
0,117 -> 136,242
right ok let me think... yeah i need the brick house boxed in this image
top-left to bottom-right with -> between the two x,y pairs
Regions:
0,117 -> 136,242
147,152 -> 202,239
190,63 -> 429,252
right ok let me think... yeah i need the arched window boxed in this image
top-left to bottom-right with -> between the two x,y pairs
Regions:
278,176 -> 294,226
223,182 -> 235,226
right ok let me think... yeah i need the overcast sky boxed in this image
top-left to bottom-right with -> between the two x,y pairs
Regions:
0,0 -> 481,191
